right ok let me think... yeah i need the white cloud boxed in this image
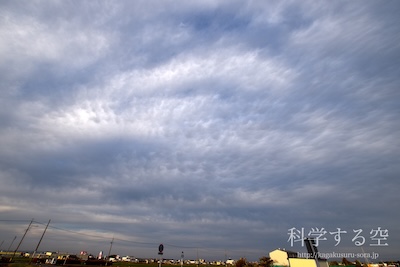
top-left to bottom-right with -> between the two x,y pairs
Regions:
0,9 -> 112,85
0,1 -> 399,261
14,46 -> 295,149
104,47 -> 295,96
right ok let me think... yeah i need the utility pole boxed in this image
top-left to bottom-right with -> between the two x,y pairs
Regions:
11,219 -> 34,261
225,250 -> 227,265
196,248 -> 199,267
106,237 -> 114,265
7,236 -> 17,252
30,219 -> 51,263
361,247 -> 369,265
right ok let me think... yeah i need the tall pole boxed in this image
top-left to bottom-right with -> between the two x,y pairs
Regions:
7,236 -> 17,252
196,248 -> 199,267
361,247 -> 369,265
31,220 -> 51,263
106,237 -> 114,265
11,219 -> 34,260
225,250 -> 227,265
181,251 -> 184,267
158,244 -> 164,267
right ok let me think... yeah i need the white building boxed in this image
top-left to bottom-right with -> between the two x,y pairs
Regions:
269,248 -> 298,266
226,259 -> 235,265
269,248 -> 328,267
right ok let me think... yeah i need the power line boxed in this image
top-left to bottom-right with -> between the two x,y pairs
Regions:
0,220 -> 33,223
2,219 -> 263,258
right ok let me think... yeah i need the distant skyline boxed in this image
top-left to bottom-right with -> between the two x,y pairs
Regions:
0,0 -> 399,262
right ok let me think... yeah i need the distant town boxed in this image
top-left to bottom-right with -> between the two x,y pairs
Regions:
1,249 -> 399,267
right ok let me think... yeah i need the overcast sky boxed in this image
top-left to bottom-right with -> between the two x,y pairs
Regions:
0,0 -> 399,262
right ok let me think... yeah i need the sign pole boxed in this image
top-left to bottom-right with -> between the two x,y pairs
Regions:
158,244 -> 164,267
181,251 -> 184,267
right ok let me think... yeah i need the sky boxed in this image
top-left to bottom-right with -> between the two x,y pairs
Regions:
0,0 -> 399,263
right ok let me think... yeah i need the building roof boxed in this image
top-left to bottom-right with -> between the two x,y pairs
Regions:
270,248 -> 298,255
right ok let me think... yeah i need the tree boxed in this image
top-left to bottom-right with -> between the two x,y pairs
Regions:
235,258 -> 247,267
258,256 -> 273,267
342,257 -> 352,265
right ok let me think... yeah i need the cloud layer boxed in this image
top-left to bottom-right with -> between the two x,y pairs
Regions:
1,0 -> 399,261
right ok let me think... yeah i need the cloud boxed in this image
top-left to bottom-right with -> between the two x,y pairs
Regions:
0,0 -> 399,261
0,6 -> 111,77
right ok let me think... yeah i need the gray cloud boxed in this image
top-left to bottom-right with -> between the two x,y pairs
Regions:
0,0 -> 399,262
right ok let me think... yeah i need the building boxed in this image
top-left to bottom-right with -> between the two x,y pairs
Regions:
269,248 -> 298,266
288,258 -> 329,267
226,259 -> 235,265
269,248 -> 329,267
